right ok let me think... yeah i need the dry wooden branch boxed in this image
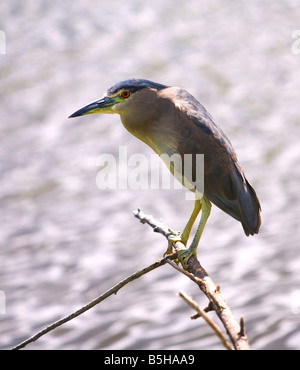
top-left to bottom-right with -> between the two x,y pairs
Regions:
178,289 -> 233,350
11,255 -> 176,350
11,208 -> 249,351
133,208 -> 250,350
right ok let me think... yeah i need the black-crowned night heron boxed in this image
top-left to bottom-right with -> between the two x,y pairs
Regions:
69,79 -> 262,267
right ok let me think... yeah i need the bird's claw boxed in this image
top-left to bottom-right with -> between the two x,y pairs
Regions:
163,229 -> 180,255
164,229 -> 197,269
177,247 -> 197,269
167,228 -> 181,238
164,229 -> 188,261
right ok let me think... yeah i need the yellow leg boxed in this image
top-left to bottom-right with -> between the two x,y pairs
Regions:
178,196 -> 211,268
181,198 -> 202,244
165,197 -> 202,255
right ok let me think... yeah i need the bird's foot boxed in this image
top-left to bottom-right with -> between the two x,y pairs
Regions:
164,229 -> 181,256
167,228 -> 181,238
177,247 -> 197,270
164,229 -> 188,259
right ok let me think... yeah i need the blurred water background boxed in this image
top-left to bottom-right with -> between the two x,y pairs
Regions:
1,0 -> 300,350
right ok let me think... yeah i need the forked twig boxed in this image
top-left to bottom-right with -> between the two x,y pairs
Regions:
134,208 -> 250,350
11,208 -> 249,350
178,289 -> 233,350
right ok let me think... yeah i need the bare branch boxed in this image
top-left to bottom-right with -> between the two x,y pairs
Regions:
11,255 -> 175,350
134,208 -> 250,350
11,208 -> 250,350
178,290 -> 233,350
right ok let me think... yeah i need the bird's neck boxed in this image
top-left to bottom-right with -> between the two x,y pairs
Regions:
120,110 -> 179,158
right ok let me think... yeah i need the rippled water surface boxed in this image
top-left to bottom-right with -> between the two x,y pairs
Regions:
1,0 -> 300,350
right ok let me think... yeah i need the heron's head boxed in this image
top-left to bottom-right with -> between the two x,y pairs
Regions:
69,79 -> 169,118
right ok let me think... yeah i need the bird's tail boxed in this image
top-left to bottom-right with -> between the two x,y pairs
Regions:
237,178 -> 262,236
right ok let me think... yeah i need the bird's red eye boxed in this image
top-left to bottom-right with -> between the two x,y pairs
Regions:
121,90 -> 130,99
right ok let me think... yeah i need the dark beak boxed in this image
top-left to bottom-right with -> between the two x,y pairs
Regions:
68,96 -> 116,118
